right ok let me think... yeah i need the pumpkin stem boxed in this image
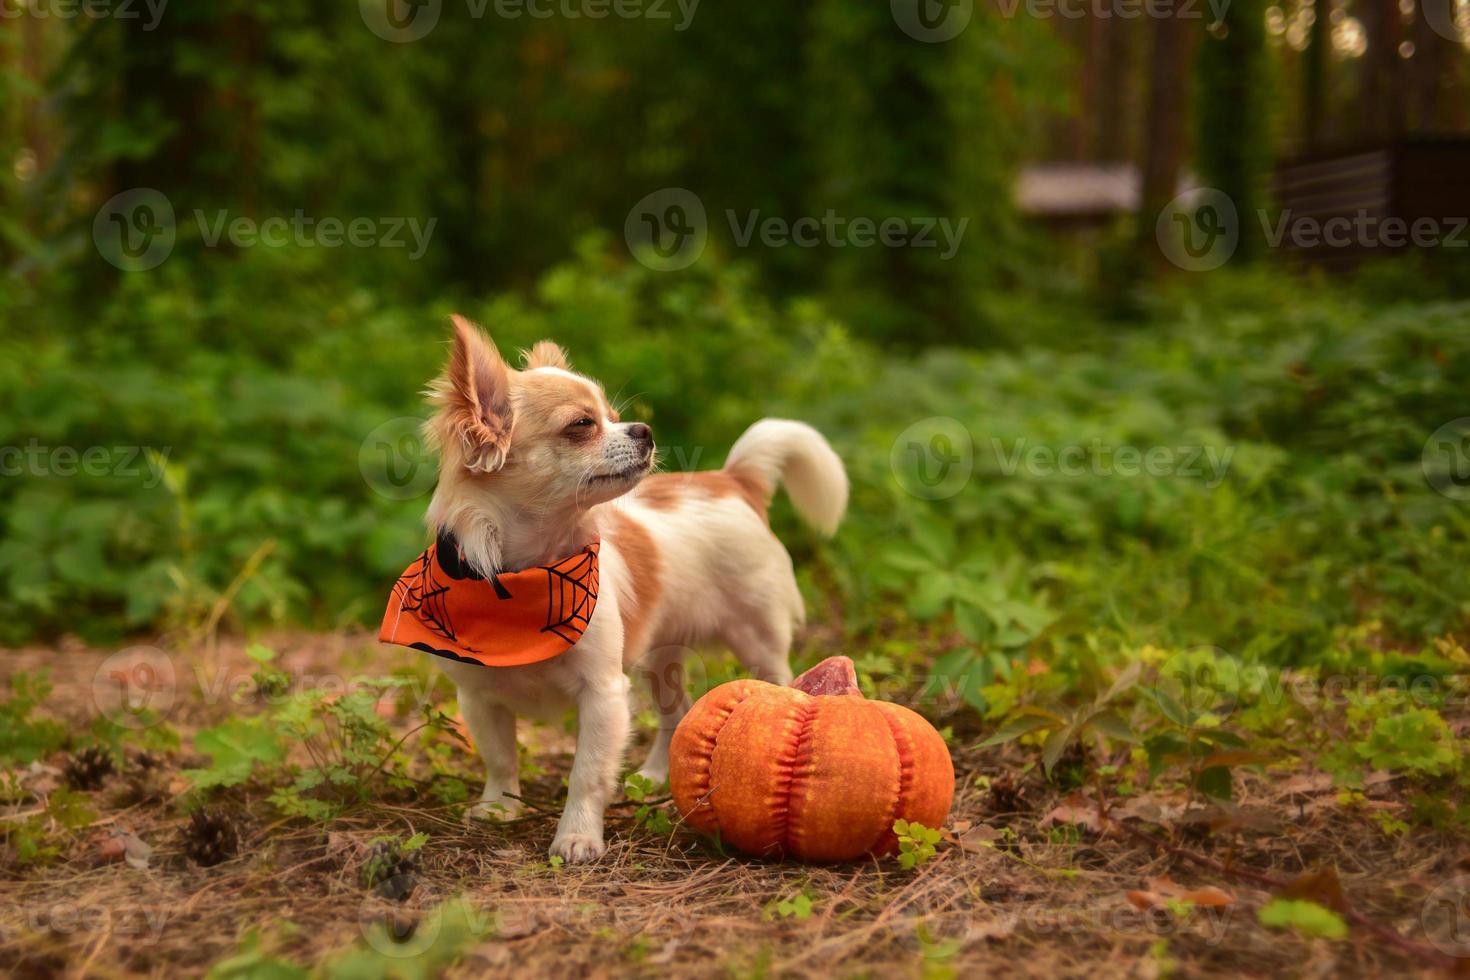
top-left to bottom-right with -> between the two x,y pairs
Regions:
791,656 -> 863,697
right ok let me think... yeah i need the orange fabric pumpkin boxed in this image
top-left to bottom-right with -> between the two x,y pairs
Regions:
669,656 -> 954,862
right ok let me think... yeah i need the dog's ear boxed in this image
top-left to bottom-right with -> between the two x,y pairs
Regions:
445,314 -> 514,473
523,340 -> 570,371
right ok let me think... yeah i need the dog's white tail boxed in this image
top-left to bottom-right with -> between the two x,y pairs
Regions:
725,419 -> 847,536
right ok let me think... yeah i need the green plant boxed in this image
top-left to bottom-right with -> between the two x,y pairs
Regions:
0,671 -> 68,764
981,662 -> 1141,776
1257,899 -> 1347,940
624,772 -> 674,836
893,819 -> 943,870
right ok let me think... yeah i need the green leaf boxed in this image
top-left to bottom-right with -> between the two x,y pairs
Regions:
1196,765 -> 1234,800
187,719 -> 286,788
1085,710 -> 1140,744
1257,899 -> 1347,940
979,714 -> 1052,747
246,644 -> 277,664
1041,724 -> 1075,775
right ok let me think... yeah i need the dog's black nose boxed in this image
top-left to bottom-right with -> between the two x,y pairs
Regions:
627,423 -> 653,443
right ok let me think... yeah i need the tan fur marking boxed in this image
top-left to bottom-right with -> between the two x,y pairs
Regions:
524,340 -> 570,371
636,465 -> 772,522
605,511 -> 663,667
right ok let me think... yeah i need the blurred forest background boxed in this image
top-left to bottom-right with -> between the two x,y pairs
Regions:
1,0 -> 1468,658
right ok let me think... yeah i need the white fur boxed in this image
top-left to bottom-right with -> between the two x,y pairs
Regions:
726,419 -> 848,536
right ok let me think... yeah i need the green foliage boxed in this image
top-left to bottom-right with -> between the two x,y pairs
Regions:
981,661 -> 1141,778
771,891 -> 814,921
180,646 -> 459,822
1257,899 -> 1347,940
624,772 -> 674,836
893,819 -> 942,870
0,671 -> 68,764
187,718 -> 288,790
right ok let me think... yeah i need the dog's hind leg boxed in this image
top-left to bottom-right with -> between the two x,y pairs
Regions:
458,694 -> 522,820
632,644 -> 693,786
723,616 -> 795,687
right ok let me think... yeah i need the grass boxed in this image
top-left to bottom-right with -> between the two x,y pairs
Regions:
0,632 -> 1465,978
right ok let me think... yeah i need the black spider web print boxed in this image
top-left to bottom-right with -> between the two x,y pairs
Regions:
541,549 -> 598,643
395,551 -> 479,652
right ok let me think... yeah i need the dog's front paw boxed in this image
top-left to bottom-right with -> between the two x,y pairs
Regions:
549,832 -> 607,864
466,799 -> 522,822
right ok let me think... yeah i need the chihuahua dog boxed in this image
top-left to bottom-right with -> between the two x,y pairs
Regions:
409,315 -> 846,862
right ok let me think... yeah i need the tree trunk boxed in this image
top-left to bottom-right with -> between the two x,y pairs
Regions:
1137,17 -> 1198,263
1302,0 -> 1331,149
1358,0 -> 1404,142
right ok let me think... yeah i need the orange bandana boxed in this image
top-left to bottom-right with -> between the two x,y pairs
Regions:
379,532 -> 600,668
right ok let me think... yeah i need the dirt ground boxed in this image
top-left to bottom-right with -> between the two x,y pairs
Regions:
2,634 -> 1466,978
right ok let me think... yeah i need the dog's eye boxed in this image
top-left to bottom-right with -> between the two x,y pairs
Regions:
570,417 -> 595,428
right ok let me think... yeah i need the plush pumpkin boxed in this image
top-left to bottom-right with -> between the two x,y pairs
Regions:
669,656 -> 954,862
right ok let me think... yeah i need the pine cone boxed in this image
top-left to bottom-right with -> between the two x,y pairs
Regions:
361,840 -> 422,900
117,750 -> 168,805
986,772 -> 1028,814
182,809 -> 240,868
62,746 -> 114,791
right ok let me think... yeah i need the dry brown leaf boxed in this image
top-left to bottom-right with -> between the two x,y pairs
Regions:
1126,877 -> 1235,910
1041,793 -> 1109,834
1281,867 -> 1347,913
956,823 -> 1001,852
